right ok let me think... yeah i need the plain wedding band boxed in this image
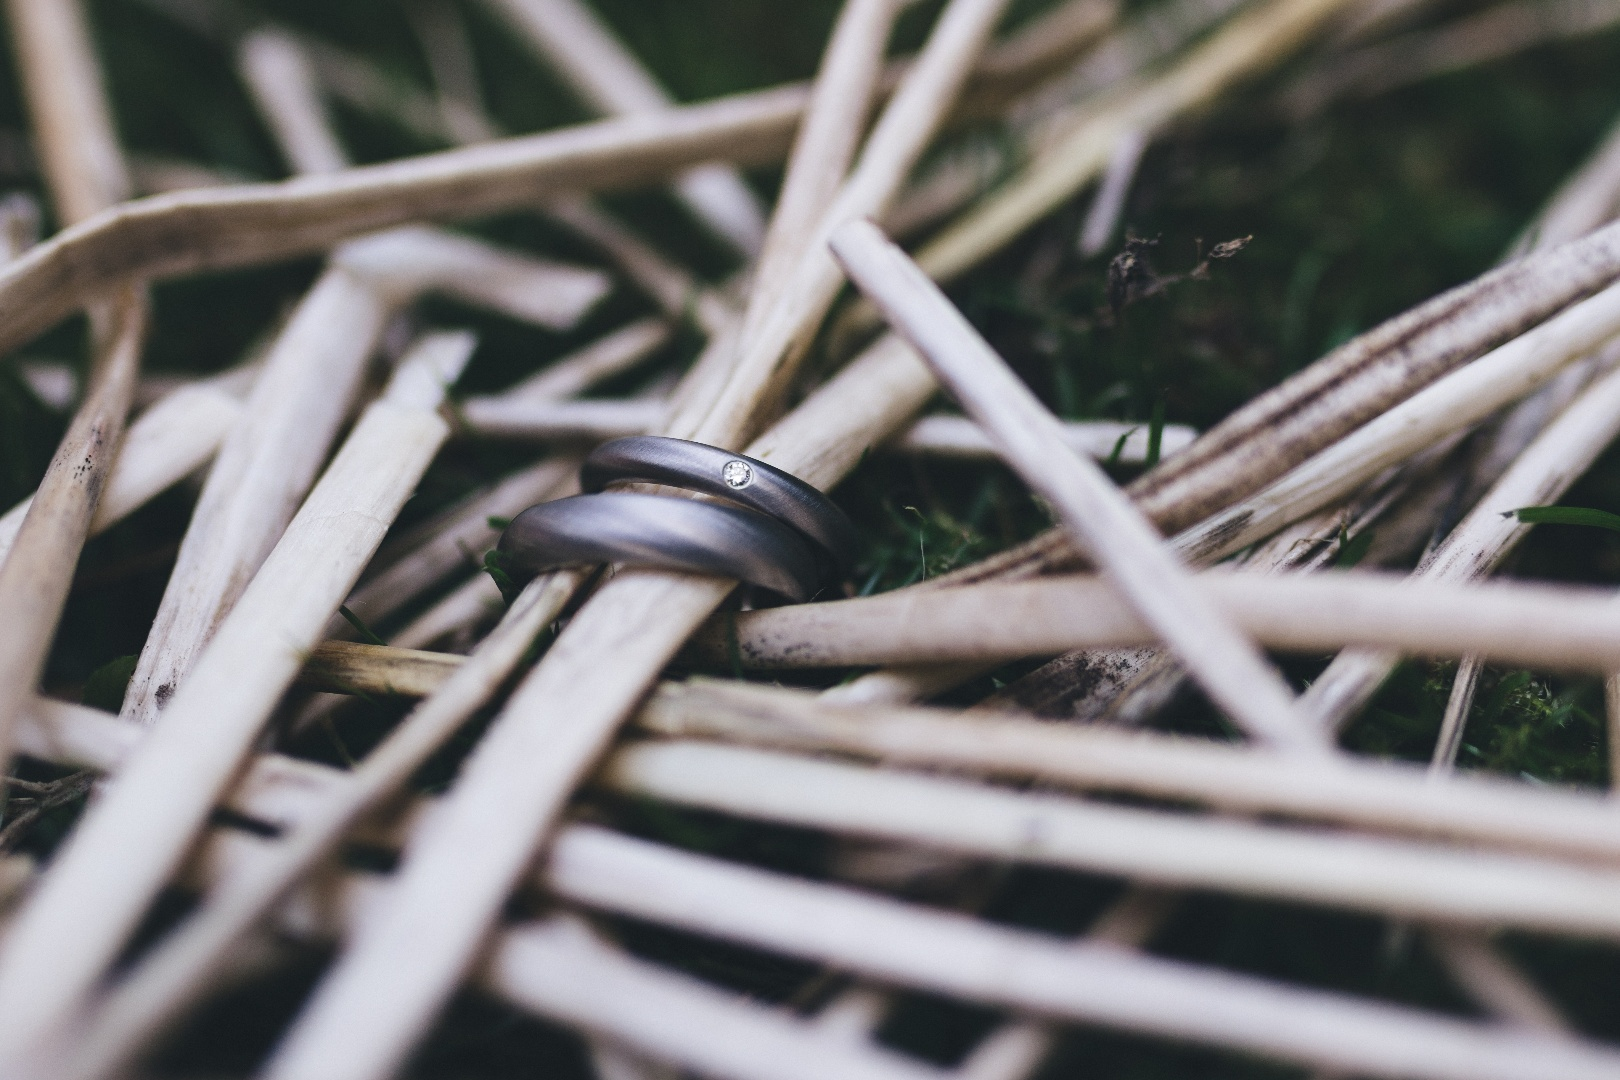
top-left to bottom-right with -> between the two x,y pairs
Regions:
497,492 -> 826,602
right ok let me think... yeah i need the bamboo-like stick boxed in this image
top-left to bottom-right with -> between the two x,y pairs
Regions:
688,568 -> 1620,674
0,331 -> 472,1069
0,190 -> 40,262
478,0 -> 767,258
1299,91 -> 1620,747
259,335 -> 940,1079
502,317 -> 673,401
328,225 -> 610,330
825,0 -> 1226,345
1039,106 -> 1620,748
4,0 -> 128,224
120,27 -> 607,727
0,0 -> 1371,365
1008,0 -> 1245,136
832,219 -> 1318,755
13,359 -> 259,414
1431,656 -> 1486,775
404,0 -> 499,146
336,457 -> 576,635
123,820 -> 950,1080
457,394 -> 1196,464
693,0 -> 1012,447
0,0 -> 147,791
882,139 -> 1006,241
924,225 -> 1620,590
2,713 -> 937,1079
11,694 -> 1611,1080
1176,281 -> 1620,567
254,1 -> 1010,1064
12,694 -> 1607,1075
985,466 -> 1420,723
636,681 -> 1620,863
487,915 -> 951,1080
0,84 -> 808,360
0,379 -> 242,564
194,832 -> 961,1080
734,0 -> 902,355
61,573 -> 575,1080
893,413 -> 1196,462
1301,350 -> 1620,729
118,266 -> 389,725
598,738 -> 1620,939
543,195 -> 732,330
1332,0 -> 1440,43
1424,929 -> 1572,1034
22,662 -> 1620,890
241,31 -> 612,327
967,0 -> 1119,109
548,825 -> 1620,1080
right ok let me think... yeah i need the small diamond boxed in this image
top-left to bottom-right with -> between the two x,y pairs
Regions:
721,460 -> 754,489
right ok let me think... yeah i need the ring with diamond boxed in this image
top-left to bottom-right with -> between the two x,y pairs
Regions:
578,436 -> 859,574
497,492 -> 825,601
496,437 -> 858,601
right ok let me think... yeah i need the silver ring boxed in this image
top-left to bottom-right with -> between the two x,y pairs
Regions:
497,492 -> 825,602
580,436 -> 859,574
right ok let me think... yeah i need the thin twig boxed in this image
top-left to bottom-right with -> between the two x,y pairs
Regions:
61,574 -> 574,1080
0,331 -> 472,1069
547,826 -> 1620,1080
251,4 -> 1010,1071
832,219 -> 1319,755
686,567 -> 1620,675
0,0 -> 147,806
1302,348 -> 1620,730
599,738 -> 1620,938
479,0 -> 768,257
637,680 -> 1620,863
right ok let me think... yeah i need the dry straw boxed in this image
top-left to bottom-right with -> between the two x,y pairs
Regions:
0,332 -> 473,1069
0,0 -> 146,796
257,4 -> 1009,1074
479,0 -> 768,257
0,0 -> 1126,364
0,374 -> 243,564
12,692 -> 1620,1080
831,219 -> 1320,756
685,567 -> 1620,674
4,1 -> 1619,1077
121,30 -> 609,726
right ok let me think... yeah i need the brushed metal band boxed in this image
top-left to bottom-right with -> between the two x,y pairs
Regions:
580,436 -> 859,573
497,492 -> 825,602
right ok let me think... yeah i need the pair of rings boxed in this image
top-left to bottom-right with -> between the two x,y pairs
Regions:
497,436 -> 857,602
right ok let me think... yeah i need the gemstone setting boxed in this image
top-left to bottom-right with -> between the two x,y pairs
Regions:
721,460 -> 754,489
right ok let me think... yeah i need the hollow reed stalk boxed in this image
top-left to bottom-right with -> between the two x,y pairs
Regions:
832,219 -> 1320,755
13,693 -> 1617,1080
0,332 -> 472,1070
0,0 -> 147,800
479,0 -> 768,258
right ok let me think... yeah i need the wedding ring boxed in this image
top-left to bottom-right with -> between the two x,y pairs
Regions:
497,492 -> 825,601
580,436 -> 859,573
